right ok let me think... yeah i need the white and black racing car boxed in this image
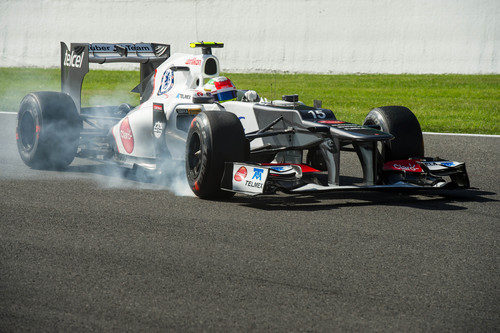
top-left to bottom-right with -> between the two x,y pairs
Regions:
16,42 -> 469,199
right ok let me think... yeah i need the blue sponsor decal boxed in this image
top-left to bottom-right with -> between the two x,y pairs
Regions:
252,168 -> 264,180
270,166 -> 285,171
158,70 -> 174,95
440,162 -> 456,167
238,116 -> 246,131
176,93 -> 191,99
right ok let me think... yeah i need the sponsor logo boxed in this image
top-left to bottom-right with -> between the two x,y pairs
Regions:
185,58 -> 202,66
238,116 -> 246,131
89,43 -> 152,52
176,93 -> 191,100
245,180 -> 264,189
89,44 -> 114,52
188,109 -> 201,115
119,118 -> 134,153
251,168 -> 264,181
158,70 -> 174,95
383,160 -> 423,173
232,164 -> 268,194
120,44 -> 151,52
234,166 -> 247,181
153,103 -> 163,111
153,121 -> 164,139
420,161 -> 459,170
393,163 -> 420,172
63,50 -> 84,68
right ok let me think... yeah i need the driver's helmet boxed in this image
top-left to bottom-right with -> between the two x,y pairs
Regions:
203,76 -> 237,102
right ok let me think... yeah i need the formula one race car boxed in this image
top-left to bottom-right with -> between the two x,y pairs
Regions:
16,42 -> 470,199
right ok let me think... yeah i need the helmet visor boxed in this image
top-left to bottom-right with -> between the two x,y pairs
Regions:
215,90 -> 237,102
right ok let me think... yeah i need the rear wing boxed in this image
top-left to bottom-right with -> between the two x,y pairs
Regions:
60,42 -> 170,111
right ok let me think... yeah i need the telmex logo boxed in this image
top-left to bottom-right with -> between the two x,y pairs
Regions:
252,168 -> 264,180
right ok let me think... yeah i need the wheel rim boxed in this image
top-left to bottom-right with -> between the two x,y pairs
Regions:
364,117 -> 387,161
19,110 -> 36,150
187,132 -> 202,178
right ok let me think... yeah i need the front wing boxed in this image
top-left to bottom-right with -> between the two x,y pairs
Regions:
220,158 -> 470,196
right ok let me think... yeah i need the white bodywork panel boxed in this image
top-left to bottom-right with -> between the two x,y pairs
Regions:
111,52 -> 226,160
110,48 -> 277,163
220,101 -> 264,149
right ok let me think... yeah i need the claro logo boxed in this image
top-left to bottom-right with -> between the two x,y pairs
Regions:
119,118 -> 134,154
63,50 -> 84,68
392,163 -> 422,172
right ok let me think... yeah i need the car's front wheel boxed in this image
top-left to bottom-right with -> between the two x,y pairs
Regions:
185,111 -> 248,199
363,105 -> 424,162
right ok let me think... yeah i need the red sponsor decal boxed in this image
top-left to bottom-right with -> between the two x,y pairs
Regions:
383,160 -> 423,173
153,103 -> 163,111
318,120 -> 345,124
185,58 -> 201,66
196,91 -> 203,97
120,118 -> 134,154
194,181 -> 200,191
234,166 -> 248,181
214,79 -> 234,90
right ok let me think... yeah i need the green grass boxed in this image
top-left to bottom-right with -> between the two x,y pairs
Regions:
1,68 -> 498,134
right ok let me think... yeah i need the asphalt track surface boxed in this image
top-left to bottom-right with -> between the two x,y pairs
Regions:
0,113 -> 498,331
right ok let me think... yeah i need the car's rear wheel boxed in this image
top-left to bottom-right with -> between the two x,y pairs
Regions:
16,91 -> 81,170
185,111 -> 248,199
363,106 -> 424,162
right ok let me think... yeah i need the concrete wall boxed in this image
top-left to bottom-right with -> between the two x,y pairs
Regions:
0,0 -> 498,73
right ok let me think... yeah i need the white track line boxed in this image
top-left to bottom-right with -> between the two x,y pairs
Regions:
1,111 -> 498,138
422,132 -> 500,138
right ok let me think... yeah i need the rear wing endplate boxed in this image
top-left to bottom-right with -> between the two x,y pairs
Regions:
61,42 -> 170,111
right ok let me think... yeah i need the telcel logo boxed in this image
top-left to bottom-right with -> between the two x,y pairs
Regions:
63,50 -> 84,68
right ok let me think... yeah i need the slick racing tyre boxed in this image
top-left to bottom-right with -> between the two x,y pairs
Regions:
363,106 -> 424,162
185,111 -> 248,199
16,91 -> 81,170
